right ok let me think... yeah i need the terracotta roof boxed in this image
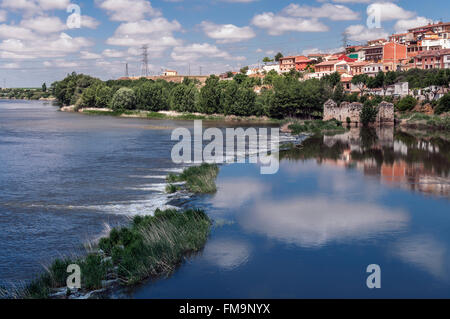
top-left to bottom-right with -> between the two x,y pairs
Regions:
348,61 -> 369,67
408,21 -> 450,32
315,60 -> 340,67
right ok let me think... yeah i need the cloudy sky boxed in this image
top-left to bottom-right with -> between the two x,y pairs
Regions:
0,0 -> 448,87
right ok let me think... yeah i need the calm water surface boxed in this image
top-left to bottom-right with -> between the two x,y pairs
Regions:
1,100 -> 449,298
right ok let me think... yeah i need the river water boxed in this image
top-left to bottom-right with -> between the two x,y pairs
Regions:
1,100 -> 449,298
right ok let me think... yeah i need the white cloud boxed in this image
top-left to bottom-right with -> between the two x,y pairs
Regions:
80,51 -> 102,60
96,0 -> 161,22
102,49 -> 126,58
20,16 -> 67,34
200,21 -> 255,43
81,16 -> 100,29
0,10 -> 7,22
252,12 -> 328,36
394,16 -> 434,33
283,3 -> 359,21
0,32 -> 93,59
1,0 -> 70,15
106,18 -> 183,58
0,24 -> 36,40
345,24 -> 389,42
367,2 -> 415,22
0,62 -> 20,69
171,43 -> 244,62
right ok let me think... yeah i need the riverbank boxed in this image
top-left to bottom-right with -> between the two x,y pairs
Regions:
61,106 -> 281,123
398,112 -> 450,131
1,163 -> 219,299
13,208 -> 211,299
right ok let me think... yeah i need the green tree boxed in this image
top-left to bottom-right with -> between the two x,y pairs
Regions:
42,83 -> 47,92
360,101 -> 378,126
351,74 -> 369,95
240,66 -> 249,74
396,96 -> 417,112
263,57 -> 273,64
198,75 -> 222,114
274,52 -> 283,62
111,87 -> 136,111
135,82 -> 168,111
95,85 -> 112,108
435,93 -> 450,115
333,82 -> 345,105
170,84 -> 197,112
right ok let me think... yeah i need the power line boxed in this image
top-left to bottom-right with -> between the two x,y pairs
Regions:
141,44 -> 149,77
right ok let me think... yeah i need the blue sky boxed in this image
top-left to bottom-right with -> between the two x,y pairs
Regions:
0,0 -> 448,87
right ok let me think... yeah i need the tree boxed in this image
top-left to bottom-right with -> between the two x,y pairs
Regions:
396,96 -> 417,112
240,66 -> 249,74
434,93 -> 450,115
170,84 -> 197,112
274,52 -> 284,62
111,87 -> 136,111
333,82 -> 345,105
352,74 -> 369,95
42,83 -> 47,92
360,101 -> 378,126
198,75 -> 222,114
135,81 -> 168,111
95,85 -> 112,108
263,57 -> 273,64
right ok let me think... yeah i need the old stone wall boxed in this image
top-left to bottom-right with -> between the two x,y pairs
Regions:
323,99 -> 394,125
323,100 -> 363,123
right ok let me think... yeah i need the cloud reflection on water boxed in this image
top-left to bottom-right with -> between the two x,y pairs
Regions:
240,197 -> 409,248
203,239 -> 251,270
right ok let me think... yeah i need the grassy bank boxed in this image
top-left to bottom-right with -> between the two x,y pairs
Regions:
398,113 -> 450,131
78,108 -> 280,123
287,119 -> 347,135
167,163 -> 219,194
14,208 -> 211,299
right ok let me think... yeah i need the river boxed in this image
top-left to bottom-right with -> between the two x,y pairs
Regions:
1,100 -> 449,298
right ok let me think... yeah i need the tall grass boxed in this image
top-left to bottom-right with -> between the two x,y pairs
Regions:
288,119 -> 346,135
166,163 -> 219,194
16,208 -> 211,299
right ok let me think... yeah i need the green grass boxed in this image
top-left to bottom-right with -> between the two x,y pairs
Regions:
82,110 -> 123,116
401,113 -> 450,131
17,208 -> 211,299
166,163 -> 219,194
288,119 -> 346,135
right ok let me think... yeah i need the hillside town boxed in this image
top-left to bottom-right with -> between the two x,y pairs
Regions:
125,21 -> 450,101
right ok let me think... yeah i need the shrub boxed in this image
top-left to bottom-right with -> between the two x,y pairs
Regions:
435,93 -> 450,115
111,88 -> 136,111
396,96 -> 417,112
360,101 -> 378,126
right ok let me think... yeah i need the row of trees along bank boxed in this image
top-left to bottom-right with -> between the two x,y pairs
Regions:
51,69 -> 450,120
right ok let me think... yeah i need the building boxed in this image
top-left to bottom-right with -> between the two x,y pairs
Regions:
335,60 -> 350,74
364,42 -> 407,63
314,60 -> 340,78
348,61 -> 369,75
162,70 -> 178,76
295,56 -> 313,71
389,33 -> 409,45
414,49 -> 450,69
408,21 -> 450,41
363,63 -> 383,76
279,56 -> 312,72
279,56 -> 296,72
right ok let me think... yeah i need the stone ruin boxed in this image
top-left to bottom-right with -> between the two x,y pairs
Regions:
323,99 -> 394,125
